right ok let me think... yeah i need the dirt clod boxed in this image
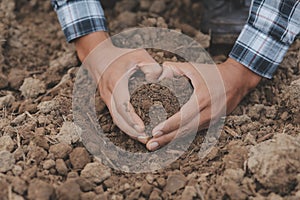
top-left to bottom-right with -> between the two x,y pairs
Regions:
27,179 -> 55,200
69,147 -> 91,170
164,172 -> 187,194
0,150 -> 15,172
247,134 -> 300,195
19,77 -> 46,99
80,163 -> 111,184
49,143 -> 72,159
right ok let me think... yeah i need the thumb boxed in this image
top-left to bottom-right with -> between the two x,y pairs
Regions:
138,62 -> 162,83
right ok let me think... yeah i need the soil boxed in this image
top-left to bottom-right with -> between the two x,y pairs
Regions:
0,0 -> 300,200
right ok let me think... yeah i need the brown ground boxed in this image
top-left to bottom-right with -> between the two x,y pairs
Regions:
0,0 -> 300,200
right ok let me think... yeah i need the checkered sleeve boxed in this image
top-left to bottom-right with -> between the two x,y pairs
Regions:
51,0 -> 108,42
229,0 -> 300,79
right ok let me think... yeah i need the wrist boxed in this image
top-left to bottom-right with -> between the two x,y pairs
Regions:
74,31 -> 110,62
220,58 -> 262,92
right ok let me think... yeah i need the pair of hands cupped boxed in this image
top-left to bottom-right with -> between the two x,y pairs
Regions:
83,44 -> 260,151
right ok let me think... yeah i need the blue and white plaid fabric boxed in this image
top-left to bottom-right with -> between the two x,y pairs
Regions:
51,0 -> 300,78
229,0 -> 300,78
51,0 -> 108,42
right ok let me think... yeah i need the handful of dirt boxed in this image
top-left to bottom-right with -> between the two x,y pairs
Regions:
129,72 -> 194,137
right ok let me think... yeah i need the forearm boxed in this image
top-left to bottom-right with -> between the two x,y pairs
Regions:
229,0 -> 300,79
74,31 -> 109,61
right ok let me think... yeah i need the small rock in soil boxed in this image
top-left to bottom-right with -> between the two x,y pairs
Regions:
55,159 -> 69,176
247,134 -> 300,195
165,172 -> 187,194
0,93 -> 15,109
57,121 -> 81,145
81,162 -> 111,184
27,179 -> 55,200
56,180 -> 81,200
49,143 -> 72,159
19,77 -> 46,99
0,135 -> 15,152
0,150 -> 15,172
69,147 -> 90,169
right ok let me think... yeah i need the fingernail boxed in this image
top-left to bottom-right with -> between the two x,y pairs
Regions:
134,125 -> 144,132
149,142 -> 159,151
153,131 -> 163,138
138,136 -> 149,143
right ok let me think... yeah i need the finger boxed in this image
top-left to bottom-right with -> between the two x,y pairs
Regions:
135,49 -> 162,82
111,70 -> 146,133
152,93 -> 202,137
138,62 -> 162,82
110,97 -> 150,142
146,113 -> 201,151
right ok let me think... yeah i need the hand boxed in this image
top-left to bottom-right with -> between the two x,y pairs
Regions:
75,32 -> 162,143
146,58 -> 262,151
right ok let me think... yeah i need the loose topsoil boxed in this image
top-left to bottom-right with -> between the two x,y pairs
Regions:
0,0 -> 300,200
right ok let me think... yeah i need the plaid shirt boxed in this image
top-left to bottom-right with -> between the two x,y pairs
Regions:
51,0 -> 300,78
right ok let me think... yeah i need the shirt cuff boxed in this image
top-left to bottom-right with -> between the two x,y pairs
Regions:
52,0 -> 108,42
229,24 -> 289,79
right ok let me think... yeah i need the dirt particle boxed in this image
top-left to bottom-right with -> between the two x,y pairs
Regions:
0,150 -> 15,172
56,180 -> 81,200
19,77 -> 46,99
37,100 -> 59,114
49,143 -> 72,159
12,177 -> 27,195
81,191 -> 97,200
149,0 -> 166,14
0,93 -> 15,109
42,159 -> 55,170
7,69 -> 27,90
0,73 -> 8,89
69,147 -> 90,170
164,172 -> 187,194
181,186 -> 197,200
27,146 -> 47,164
75,177 -> 96,192
117,11 -> 137,27
141,181 -> 153,197
57,122 -> 81,145
12,165 -> 23,176
81,162 -> 111,184
27,179 -> 55,200
55,159 -> 68,176
149,188 -> 162,200
0,135 -> 15,152
247,134 -> 300,195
